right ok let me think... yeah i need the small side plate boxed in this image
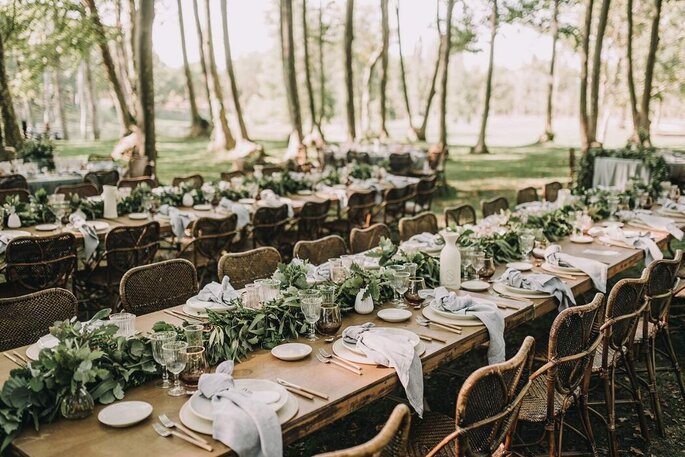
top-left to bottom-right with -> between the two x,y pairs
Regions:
460,280 -> 490,292
35,223 -> 58,231
98,401 -> 153,428
271,343 -> 312,361
377,308 -> 412,323
506,262 -> 533,271
570,234 -> 594,244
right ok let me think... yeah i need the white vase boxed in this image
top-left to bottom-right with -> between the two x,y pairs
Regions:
7,212 -> 21,229
354,288 -> 374,314
440,231 -> 461,290
102,185 -> 118,219
182,193 -> 194,207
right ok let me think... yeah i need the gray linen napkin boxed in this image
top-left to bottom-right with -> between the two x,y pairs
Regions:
431,287 -> 505,364
343,323 -> 424,416
0,235 -> 10,255
499,267 -> 576,311
159,205 -> 193,239
618,210 -> 684,240
187,276 -> 239,311
544,244 -> 607,292
198,361 -> 282,457
592,226 -> 663,264
69,214 -> 99,261
219,197 -> 250,229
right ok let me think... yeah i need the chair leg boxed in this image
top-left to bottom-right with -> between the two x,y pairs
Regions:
545,420 -> 557,457
645,335 -> 665,436
661,327 -> 685,400
624,352 -> 650,442
601,368 -> 618,457
578,394 -> 598,456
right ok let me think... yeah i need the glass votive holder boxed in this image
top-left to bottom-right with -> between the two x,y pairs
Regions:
179,346 -> 208,394
109,312 -> 136,338
255,278 -> 280,304
184,324 -> 204,347
242,284 -> 260,309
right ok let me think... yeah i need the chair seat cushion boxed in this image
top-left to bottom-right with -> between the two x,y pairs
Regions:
519,376 -> 573,423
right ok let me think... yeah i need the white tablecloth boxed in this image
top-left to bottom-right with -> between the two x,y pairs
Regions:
592,157 -> 650,190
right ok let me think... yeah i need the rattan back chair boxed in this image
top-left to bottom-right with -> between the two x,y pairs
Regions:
84,169 -> 119,192
4,233 -> 77,296
315,404 -> 411,457
444,204 -> 477,227
381,185 -> 416,224
346,189 -> 377,229
398,213 -> 438,242
516,293 -> 604,456
120,259 -> 198,316
347,150 -> 371,164
409,336 -> 536,457
297,200 -> 331,240
481,197 -> 509,218
118,176 -> 157,190
261,165 -> 283,177
0,288 -> 78,351
589,275 -> 649,456
294,235 -> 347,265
638,250 -> 684,435
389,152 -> 412,176
220,170 -> 246,181
350,223 -> 391,254
544,181 -> 563,202
411,175 -> 437,214
55,183 -> 99,199
0,188 -> 30,205
172,174 -> 204,189
217,247 -> 281,290
251,204 -> 290,249
179,215 -> 238,283
0,174 -> 28,190
516,187 -> 538,205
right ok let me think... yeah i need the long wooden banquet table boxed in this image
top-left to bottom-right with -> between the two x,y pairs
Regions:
0,223 -> 676,457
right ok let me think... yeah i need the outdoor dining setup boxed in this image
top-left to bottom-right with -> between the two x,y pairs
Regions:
0,150 -> 684,457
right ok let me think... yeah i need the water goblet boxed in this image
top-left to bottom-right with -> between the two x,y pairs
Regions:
149,331 -> 177,389
473,252 -> 485,278
330,259 -> 347,284
162,341 -> 188,397
519,233 -> 536,262
299,289 -> 322,341
607,196 -> 620,221
391,271 -> 411,309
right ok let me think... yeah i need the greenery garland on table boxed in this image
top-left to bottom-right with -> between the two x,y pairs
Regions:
573,146 -> 670,198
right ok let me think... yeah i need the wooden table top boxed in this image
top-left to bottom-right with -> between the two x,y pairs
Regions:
0,226 -> 673,457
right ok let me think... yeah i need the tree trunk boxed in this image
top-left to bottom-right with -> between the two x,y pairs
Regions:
84,0 -> 136,135
221,0 -> 249,141
638,0 -> 662,147
127,0 -> 137,97
83,51 -> 100,140
395,2 -> 415,139
177,0 -> 208,138
344,0 -> 356,140
114,0 -> 135,110
578,0 -> 594,152
415,4 -> 443,142
53,67 -> 69,140
361,46 -> 383,136
193,0 -> 213,121
472,0 -> 497,154
136,0 -> 156,166
280,0 -> 303,142
626,0 -> 640,143
378,0 -> 389,138
588,0 -> 612,144
0,28 -> 21,148
438,0 -> 456,147
42,70 -> 53,134
203,0 -> 235,151
317,0 -> 326,129
301,0 -> 321,136
540,0 -> 559,143
78,60 -> 88,139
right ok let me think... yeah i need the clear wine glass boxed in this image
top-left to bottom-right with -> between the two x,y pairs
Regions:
607,196 -> 620,221
392,271 -> 410,309
299,289 -> 322,341
519,233 -> 536,262
162,341 -> 188,397
150,331 -> 177,389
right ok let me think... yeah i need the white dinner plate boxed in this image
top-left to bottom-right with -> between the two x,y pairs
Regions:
503,283 -> 549,296
506,262 -> 533,271
333,338 -> 426,365
238,198 -> 256,205
493,282 -> 552,299
193,204 -> 212,211
296,190 -> 313,195
0,230 -> 31,239
460,280 -> 490,292
376,308 -> 412,323
271,343 -> 312,361
627,220 -> 667,233
600,221 -> 624,228
341,327 -> 420,355
189,379 -> 288,420
428,301 -> 481,322
128,212 -> 148,220
98,401 -> 153,428
541,262 -> 583,274
70,221 -> 109,233
422,306 -> 485,327
570,234 -> 594,244
35,223 -> 58,231
25,334 -> 60,360
182,303 -> 234,317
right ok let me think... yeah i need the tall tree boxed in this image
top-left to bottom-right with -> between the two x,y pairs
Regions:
177,0 -> 208,138
415,0 -> 444,142
626,0 -> 640,143
301,0 -> 322,136
588,0 -> 612,144
438,0 -> 456,147
192,0 -> 213,122
472,0 -> 498,154
344,0 -> 356,140
317,0 -> 326,128
84,0 -> 136,135
638,0 -> 663,146
578,0 -> 594,151
540,0 -> 559,143
136,0 -> 156,165
83,50 -> 99,140
378,0 -> 389,138
203,0 -> 235,151
396,2 -> 415,139
221,0 -> 249,141
53,67 -> 68,140
280,0 -> 303,141
0,29 -> 22,148
78,59 -> 88,139
360,46 -> 382,135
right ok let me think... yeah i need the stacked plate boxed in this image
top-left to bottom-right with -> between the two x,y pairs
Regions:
541,262 -> 583,276
423,303 -> 484,327
180,379 -> 299,435
184,298 -> 236,317
25,334 -> 59,360
492,282 -> 552,299
0,230 -> 31,239
69,220 -> 110,233
332,328 -> 426,364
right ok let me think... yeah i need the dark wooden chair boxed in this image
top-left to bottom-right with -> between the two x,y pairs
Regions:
220,170 -> 246,181
380,185 -> 416,225
444,204 -> 477,227
260,165 -> 283,177
347,150 -> 371,164
55,183 -> 99,199
294,235 -> 347,265
0,188 -> 30,205
84,169 -> 120,192
398,213 -> 439,242
0,174 -> 28,190
326,189 -> 377,235
516,186 -> 539,205
120,259 -> 198,316
350,223 -> 391,254
296,200 -> 331,240
217,247 -> 281,290
544,181 -> 563,203
251,204 -> 290,250
178,215 -> 238,284
481,197 -> 509,218
172,174 -> 204,190
389,152 -> 413,176
118,176 -> 157,190
408,175 -> 437,215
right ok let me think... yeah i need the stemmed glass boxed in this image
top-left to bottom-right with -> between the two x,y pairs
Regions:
329,258 -> 347,284
519,233 -> 536,262
391,271 -> 411,309
299,289 -> 322,341
473,251 -> 485,280
49,200 -> 68,232
460,247 -> 474,280
607,196 -> 620,221
203,186 -> 216,212
162,341 -> 188,397
479,257 -> 496,282
149,331 -> 177,389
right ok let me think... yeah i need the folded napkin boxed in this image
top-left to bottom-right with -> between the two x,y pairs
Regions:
499,267 -> 576,311
343,323 -> 424,416
305,262 -> 330,283
187,276 -> 239,312
69,214 -> 99,261
662,199 -> 685,213
590,225 -> 663,264
159,205 -> 194,239
0,234 -> 10,255
198,361 -> 282,457
431,287 -> 505,364
544,244 -> 607,293
219,197 -> 250,229
316,185 -> 349,209
259,190 -> 294,217
619,210 -> 684,240
409,232 -> 442,246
